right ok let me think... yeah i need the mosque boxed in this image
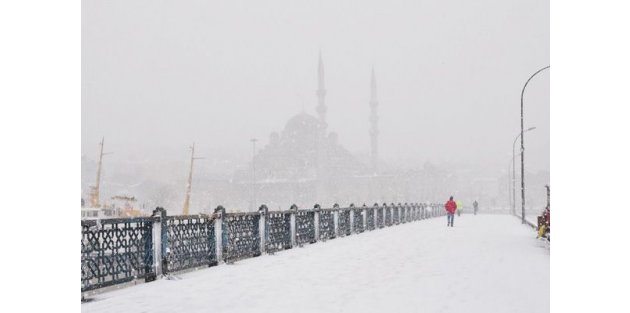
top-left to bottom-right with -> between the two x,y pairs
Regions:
231,53 -> 413,210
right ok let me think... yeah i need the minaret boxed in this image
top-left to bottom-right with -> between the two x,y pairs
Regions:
316,52 -> 327,127
369,67 -> 379,174
315,52 -> 327,201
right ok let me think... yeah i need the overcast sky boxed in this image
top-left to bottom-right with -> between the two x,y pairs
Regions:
82,0 -> 549,174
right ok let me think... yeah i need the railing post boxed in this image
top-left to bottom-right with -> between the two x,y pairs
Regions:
349,203 -> 355,233
333,203 -> 339,237
290,204 -> 298,247
391,203 -> 397,225
314,204 -> 321,241
151,214 -> 162,278
258,205 -> 268,255
150,207 -> 167,277
214,205 -> 225,264
362,204 -> 367,231
401,202 -> 409,223
415,203 -> 419,221
422,203 -> 426,220
394,202 -> 399,224
384,203 -> 389,226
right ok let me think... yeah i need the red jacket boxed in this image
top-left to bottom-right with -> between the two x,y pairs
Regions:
445,200 -> 457,214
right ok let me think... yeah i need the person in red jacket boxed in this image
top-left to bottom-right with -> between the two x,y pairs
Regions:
445,196 -> 457,227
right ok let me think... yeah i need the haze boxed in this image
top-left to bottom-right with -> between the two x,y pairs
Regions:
82,0 -> 549,212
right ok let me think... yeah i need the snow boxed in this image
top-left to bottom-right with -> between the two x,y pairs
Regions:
82,215 -> 549,313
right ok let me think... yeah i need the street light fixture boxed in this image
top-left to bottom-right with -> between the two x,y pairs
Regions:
520,65 -> 549,224
512,126 -> 536,215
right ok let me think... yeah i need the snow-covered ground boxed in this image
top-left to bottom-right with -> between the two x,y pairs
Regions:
82,215 -> 549,313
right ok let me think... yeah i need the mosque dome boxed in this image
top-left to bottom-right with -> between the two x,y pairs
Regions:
281,113 -> 323,152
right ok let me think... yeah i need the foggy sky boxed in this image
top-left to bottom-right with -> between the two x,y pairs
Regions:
82,0 -> 549,175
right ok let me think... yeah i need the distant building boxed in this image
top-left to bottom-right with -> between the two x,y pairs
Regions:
230,53 -> 420,210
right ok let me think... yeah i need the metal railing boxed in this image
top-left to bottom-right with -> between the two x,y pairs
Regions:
81,202 -> 446,295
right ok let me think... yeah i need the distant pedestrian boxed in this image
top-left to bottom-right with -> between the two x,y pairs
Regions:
445,196 -> 457,227
473,200 -> 478,215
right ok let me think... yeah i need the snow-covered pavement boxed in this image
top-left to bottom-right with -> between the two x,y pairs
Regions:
81,214 -> 549,313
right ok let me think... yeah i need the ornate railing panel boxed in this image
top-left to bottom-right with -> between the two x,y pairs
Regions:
376,206 -> 384,228
81,217 -> 155,292
353,208 -> 364,233
295,210 -> 316,245
338,209 -> 351,236
366,207 -> 375,231
318,209 -> 336,240
222,213 -> 261,262
393,205 -> 400,224
265,211 -> 292,253
81,201 -> 443,294
165,215 -> 217,273
400,205 -> 407,223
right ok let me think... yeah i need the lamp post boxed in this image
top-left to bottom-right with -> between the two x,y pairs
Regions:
520,65 -> 549,224
250,138 -> 258,210
507,160 -> 512,210
512,127 -> 536,215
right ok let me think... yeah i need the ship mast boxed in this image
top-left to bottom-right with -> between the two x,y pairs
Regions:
182,143 -> 202,215
90,137 -> 109,207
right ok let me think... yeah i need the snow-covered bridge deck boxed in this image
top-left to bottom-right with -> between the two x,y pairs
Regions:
81,214 -> 549,313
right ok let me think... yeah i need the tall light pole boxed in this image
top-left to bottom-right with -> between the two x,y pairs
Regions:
512,127 -> 536,215
521,65 -> 549,224
507,160 -> 512,210
250,138 -> 258,210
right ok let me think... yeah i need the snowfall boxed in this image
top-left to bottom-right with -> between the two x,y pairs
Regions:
81,214 -> 549,313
